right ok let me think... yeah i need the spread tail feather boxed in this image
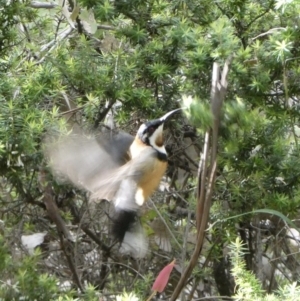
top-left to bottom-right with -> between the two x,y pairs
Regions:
120,227 -> 148,258
112,210 -> 137,242
112,209 -> 148,258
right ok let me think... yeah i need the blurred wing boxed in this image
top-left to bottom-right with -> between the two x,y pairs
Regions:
44,131 -> 158,208
44,131 -> 133,199
99,131 -> 134,165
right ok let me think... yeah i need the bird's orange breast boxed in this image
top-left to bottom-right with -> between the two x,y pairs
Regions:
138,159 -> 167,201
130,136 -> 168,205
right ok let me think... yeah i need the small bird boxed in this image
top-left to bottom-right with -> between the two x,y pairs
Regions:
45,108 -> 181,257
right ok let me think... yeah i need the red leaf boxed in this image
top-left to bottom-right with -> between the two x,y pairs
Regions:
152,259 -> 176,293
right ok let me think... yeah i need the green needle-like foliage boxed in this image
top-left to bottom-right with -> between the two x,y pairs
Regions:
1,0 -> 300,299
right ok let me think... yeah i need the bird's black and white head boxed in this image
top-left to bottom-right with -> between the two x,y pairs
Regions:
136,109 -> 181,156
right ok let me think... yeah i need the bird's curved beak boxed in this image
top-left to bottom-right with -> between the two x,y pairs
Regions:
159,108 -> 182,123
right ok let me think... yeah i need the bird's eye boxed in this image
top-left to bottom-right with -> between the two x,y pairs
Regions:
148,126 -> 155,134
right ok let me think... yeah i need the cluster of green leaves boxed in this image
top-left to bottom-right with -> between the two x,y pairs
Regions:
230,237 -> 300,301
0,0 -> 21,58
0,235 -> 63,300
219,98 -> 300,214
0,234 -> 121,301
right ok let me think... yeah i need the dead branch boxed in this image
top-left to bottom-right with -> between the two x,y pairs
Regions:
170,57 -> 232,300
40,170 -> 84,292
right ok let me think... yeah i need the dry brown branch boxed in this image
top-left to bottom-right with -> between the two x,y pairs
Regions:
40,170 -> 84,292
170,57 -> 232,300
58,234 -> 85,292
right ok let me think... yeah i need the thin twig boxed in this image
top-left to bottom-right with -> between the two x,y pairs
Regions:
149,199 -> 181,248
181,209 -> 192,300
34,26 -> 73,65
30,1 -> 58,8
68,202 -> 111,254
93,99 -> 116,128
98,24 -> 116,30
194,296 -> 233,300
252,27 -> 285,40
58,106 -> 85,116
